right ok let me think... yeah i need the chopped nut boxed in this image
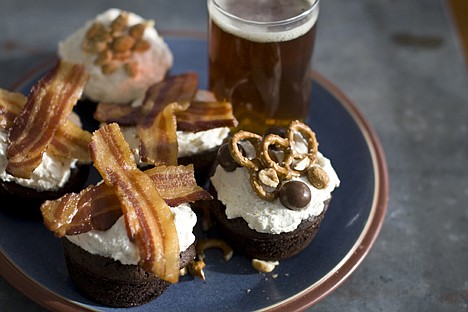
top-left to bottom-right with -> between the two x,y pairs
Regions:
113,50 -> 131,61
188,258 -> 206,281
101,62 -> 118,75
82,39 -> 107,54
94,50 -> 112,65
133,39 -> 151,52
93,31 -> 113,44
85,22 -> 105,39
258,168 -> 279,188
129,23 -> 146,39
251,259 -> 279,273
91,40 -> 108,53
307,165 -> 329,189
291,156 -> 311,172
124,62 -> 138,77
112,35 -> 135,53
80,11 -> 152,77
110,12 -> 129,35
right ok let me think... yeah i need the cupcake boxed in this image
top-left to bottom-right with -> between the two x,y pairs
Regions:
0,61 -> 92,217
94,72 -> 237,186
58,8 -> 173,104
41,123 -> 212,307
209,121 -> 340,262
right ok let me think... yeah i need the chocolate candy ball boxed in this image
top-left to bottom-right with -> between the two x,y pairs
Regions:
279,181 -> 311,210
217,143 -> 240,172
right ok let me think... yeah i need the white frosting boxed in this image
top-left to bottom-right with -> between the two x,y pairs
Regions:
209,0 -> 319,43
66,203 -> 197,265
210,152 -> 340,234
120,126 -> 230,160
0,130 -> 77,191
58,8 -> 173,103
176,127 -> 230,157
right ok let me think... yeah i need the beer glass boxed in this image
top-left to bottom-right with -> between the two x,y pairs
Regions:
208,0 -> 320,134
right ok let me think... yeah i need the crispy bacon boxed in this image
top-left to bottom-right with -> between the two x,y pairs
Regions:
0,89 -> 92,163
0,89 -> 26,129
140,72 -> 198,121
6,61 -> 88,178
41,184 -> 121,237
94,102 -> 141,126
94,72 -> 199,125
138,102 -> 189,165
48,120 -> 92,163
136,72 -> 198,165
90,123 -> 180,283
40,163 -> 211,236
176,100 -> 238,132
144,165 -> 212,206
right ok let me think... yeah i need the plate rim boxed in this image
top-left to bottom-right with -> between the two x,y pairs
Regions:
0,39 -> 388,312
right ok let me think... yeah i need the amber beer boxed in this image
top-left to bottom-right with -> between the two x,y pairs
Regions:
208,0 -> 319,134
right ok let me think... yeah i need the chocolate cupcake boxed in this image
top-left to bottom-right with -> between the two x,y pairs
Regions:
0,164 -> 89,219
0,62 -> 92,218
62,238 -> 194,308
62,202 -> 199,307
209,121 -> 340,262
41,124 -> 212,307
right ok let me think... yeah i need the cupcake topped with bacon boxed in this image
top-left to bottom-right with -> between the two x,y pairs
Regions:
94,72 -> 238,185
41,123 -> 212,307
0,61 -> 92,216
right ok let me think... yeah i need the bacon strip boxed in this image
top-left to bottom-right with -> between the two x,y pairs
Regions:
41,184 -> 121,237
144,164 -> 212,206
48,120 -> 92,163
90,123 -> 180,283
40,163 -> 211,236
93,102 -> 141,126
136,72 -> 198,165
6,61 -> 88,178
0,89 -> 26,129
94,72 -> 199,126
176,100 -> 238,132
0,88 -> 91,163
140,72 -> 198,122
138,102 -> 189,165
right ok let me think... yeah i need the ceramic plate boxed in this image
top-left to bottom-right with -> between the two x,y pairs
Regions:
0,37 -> 388,312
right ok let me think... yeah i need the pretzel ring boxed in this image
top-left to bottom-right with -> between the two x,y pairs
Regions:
229,131 -> 262,172
287,120 -> 319,168
260,133 -> 297,180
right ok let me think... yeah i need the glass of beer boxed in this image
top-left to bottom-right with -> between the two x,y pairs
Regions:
208,0 -> 320,134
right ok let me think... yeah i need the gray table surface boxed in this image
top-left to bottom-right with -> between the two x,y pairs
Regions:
1,1 -> 467,311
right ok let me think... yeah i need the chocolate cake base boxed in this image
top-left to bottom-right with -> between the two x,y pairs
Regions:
210,196 -> 330,261
0,164 -> 90,219
62,238 -> 196,308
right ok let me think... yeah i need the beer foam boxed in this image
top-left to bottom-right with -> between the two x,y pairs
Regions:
209,0 -> 319,43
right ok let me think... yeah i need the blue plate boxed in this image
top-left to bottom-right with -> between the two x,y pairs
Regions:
0,37 -> 388,312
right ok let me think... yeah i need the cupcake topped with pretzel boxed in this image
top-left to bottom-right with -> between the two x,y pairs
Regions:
210,120 -> 340,263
